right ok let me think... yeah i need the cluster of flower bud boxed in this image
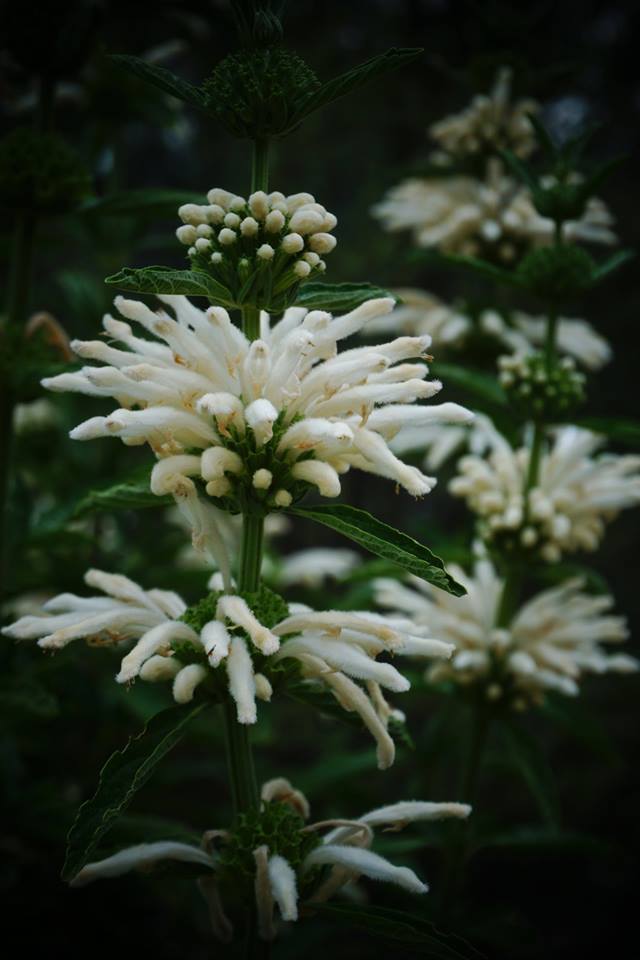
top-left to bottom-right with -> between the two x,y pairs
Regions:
176,188 -> 337,311
498,352 -> 586,421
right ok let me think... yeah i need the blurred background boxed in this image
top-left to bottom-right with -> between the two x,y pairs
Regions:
1,1 -> 639,957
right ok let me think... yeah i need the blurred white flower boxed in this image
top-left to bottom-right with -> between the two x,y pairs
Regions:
450,427 -> 640,561
429,67 -> 539,159
69,775 -> 471,942
2,570 -> 454,767
375,558 -> 637,706
364,288 -> 472,348
276,548 -> 359,588
12,398 -> 59,434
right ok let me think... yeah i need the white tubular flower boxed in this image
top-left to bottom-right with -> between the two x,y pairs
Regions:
450,427 -> 640,559
375,557 -> 637,707
429,67 -> 539,159
276,548 -> 359,588
66,778 -> 469,942
44,294 -> 465,515
372,158 -> 616,262
4,576 -> 450,743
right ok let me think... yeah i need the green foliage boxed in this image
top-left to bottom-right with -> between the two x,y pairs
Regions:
73,466 -> 171,517
434,362 -> 508,407
229,0 -> 287,49
289,503 -> 466,596
572,415 -> 640,448
219,799 -> 320,881
494,719 -> 560,828
295,281 -> 397,313
180,592 -> 221,632
516,245 -> 595,301
109,55 -> 206,111
0,128 -> 90,216
105,265 -> 234,306
238,583 -> 289,628
62,702 -> 209,882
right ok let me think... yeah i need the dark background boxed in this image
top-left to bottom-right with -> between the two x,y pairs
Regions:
1,1 -> 639,957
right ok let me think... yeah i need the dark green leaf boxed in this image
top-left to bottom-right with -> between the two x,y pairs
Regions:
310,903 -> 484,959
573,416 -> 640,449
434,362 -> 508,407
62,701 -> 209,882
499,149 -> 539,193
293,48 -> 422,123
527,112 -> 557,160
289,503 -> 466,596
495,719 -> 560,828
82,189 -> 203,218
105,266 -> 233,305
110,55 -> 206,110
73,466 -> 171,517
415,250 -> 521,287
295,281 -> 397,314
591,249 -> 635,284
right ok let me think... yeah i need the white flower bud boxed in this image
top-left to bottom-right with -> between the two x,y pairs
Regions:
286,192 -> 315,211
249,191 -> 270,219
205,477 -> 232,497
308,232 -> 337,254
211,252 -> 223,264
265,209 -> 285,233
254,673 -> 273,701
281,233 -> 304,254
176,225 -> 197,245
289,208 -> 324,234
196,224 -> 213,238
229,196 -> 246,213
195,238 -> 211,252
322,212 -> 337,231
187,246 -> 196,256
294,260 -> 311,279
268,191 -> 285,204
257,244 -> 275,261
253,468 -> 273,490
218,228 -> 237,246
274,489 -> 292,507
224,212 -> 241,229
303,251 -> 320,267
206,204 -> 226,224
240,216 -> 259,237
178,203 -> 207,225
207,188 -> 235,208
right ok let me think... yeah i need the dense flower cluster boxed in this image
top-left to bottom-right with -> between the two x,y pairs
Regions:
375,558 -> 637,707
69,776 -> 471,941
176,188 -> 336,309
449,427 -> 640,561
2,570 -> 455,769
43,295 -> 472,530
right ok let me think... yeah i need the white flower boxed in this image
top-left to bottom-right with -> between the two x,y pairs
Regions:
275,548 -> 359,588
375,558 -> 637,706
68,776 -> 471,942
364,288 -> 472,348
449,426 -> 640,560
429,67 -> 539,158
2,570 -> 455,767
372,159 -> 616,260
43,295 -> 473,524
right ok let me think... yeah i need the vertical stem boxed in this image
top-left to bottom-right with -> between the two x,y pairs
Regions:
496,564 -> 523,629
242,304 -> 261,342
222,700 -> 259,815
524,420 -> 544,496
544,306 -> 558,372
251,139 -> 270,193
239,513 -> 264,593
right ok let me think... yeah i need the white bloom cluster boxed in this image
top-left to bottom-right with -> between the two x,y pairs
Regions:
2,569 -> 455,769
43,295 -> 473,527
176,188 -> 336,307
275,547 -> 360,588
372,160 -> 616,261
449,427 -> 640,561
375,558 -> 637,706
69,776 -> 471,942
429,67 -> 538,159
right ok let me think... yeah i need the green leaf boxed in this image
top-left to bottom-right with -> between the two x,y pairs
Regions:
591,249 -> 635,284
573,416 -> 640,448
82,189 -> 203,218
110,55 -> 206,110
105,266 -> 233,305
495,719 -> 560,828
293,48 -> 423,123
499,149 -> 539,193
294,281 -> 397,314
414,250 -> 521,287
289,503 -> 466,596
310,903 -> 484,959
434,362 -> 508,407
73,466 -> 171,517
62,701 -> 208,882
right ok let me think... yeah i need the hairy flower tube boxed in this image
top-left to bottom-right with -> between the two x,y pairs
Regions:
375,558 -> 637,708
176,188 -> 337,311
68,777 -> 471,942
2,570 -> 455,769
449,427 -> 640,561
372,159 -> 617,261
42,295 -> 473,530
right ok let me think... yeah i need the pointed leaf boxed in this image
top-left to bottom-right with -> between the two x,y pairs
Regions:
62,702 -> 209,882
73,466 -> 171,517
527,112 -> 557,160
289,503 -> 466,596
499,149 -> 539,194
105,266 -> 234,305
591,249 -> 635,284
295,281 -> 397,314
434,362 -> 508,407
110,55 -> 206,110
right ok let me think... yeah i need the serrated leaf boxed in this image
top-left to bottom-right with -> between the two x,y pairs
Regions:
82,189 -> 203,218
434,362 -> 508,407
292,48 -> 423,124
310,903 -> 484,959
62,701 -> 208,882
289,503 -> 466,596
572,416 -> 640,448
105,266 -> 234,305
73,466 -> 171,517
110,55 -> 206,110
295,281 -> 397,314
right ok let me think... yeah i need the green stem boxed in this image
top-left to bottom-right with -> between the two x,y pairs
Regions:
222,699 -> 259,815
544,307 -> 558,372
524,420 -> 544,497
242,304 -> 261,342
239,513 -> 265,593
496,564 -> 523,629
251,139 -> 270,193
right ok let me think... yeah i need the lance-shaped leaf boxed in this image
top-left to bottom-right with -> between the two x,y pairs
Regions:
83,189 -> 203,218
105,266 -> 234,305
62,701 -> 209,882
291,48 -> 423,125
434,362 -> 508,407
590,249 -> 635,285
572,415 -> 640,449
295,281 -> 397,314
413,249 -> 522,288
110,55 -> 206,110
73,466 -> 171,517
288,504 -> 466,597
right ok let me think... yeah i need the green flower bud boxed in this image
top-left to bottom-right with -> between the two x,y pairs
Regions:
516,245 -> 595,301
